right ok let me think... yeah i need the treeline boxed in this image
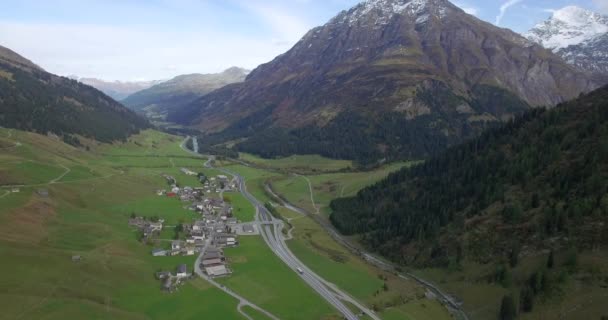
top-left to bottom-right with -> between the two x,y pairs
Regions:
330,86 -> 608,266
0,61 -> 149,143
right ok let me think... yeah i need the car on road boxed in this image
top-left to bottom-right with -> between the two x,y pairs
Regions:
296,267 -> 304,274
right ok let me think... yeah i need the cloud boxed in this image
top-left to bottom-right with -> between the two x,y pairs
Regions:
453,1 -> 479,16
495,0 -> 524,25
593,0 -> 608,13
238,1 -> 312,44
0,21 -> 293,81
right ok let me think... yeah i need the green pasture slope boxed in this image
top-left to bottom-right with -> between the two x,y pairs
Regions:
0,129 -> 248,320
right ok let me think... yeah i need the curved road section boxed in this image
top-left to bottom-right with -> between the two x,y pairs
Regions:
206,156 -> 379,320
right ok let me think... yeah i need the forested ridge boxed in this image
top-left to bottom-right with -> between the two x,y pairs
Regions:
194,84 -> 529,165
0,55 -> 149,143
331,86 -> 608,266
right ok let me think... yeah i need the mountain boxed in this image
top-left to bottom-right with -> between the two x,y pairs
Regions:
72,77 -> 164,100
527,6 -> 608,76
169,0 -> 596,164
0,45 -> 149,143
331,85 -> 608,316
122,67 -> 249,117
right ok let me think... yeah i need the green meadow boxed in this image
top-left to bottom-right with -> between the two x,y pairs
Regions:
0,128 -> 451,320
216,236 -> 337,320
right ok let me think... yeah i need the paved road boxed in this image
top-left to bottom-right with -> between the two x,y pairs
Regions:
185,138 -> 466,320
209,158 -> 379,320
194,242 -> 280,320
265,184 -> 470,320
192,136 -> 199,154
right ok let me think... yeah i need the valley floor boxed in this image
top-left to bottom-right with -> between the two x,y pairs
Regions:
0,129 -> 450,320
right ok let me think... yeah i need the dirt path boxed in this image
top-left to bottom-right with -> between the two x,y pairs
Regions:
49,165 -> 71,184
295,174 -> 319,214
169,158 -> 175,168
0,190 -> 10,199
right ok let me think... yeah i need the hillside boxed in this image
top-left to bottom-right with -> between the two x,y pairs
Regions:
527,6 -> 608,77
330,85 -> 608,317
0,45 -> 149,143
74,77 -> 164,100
123,67 -> 248,117
169,0 -> 596,164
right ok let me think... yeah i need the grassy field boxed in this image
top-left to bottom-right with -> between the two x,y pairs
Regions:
0,129 -> 247,319
271,162 -> 415,215
286,212 -> 451,320
223,192 -> 256,222
216,236 -> 337,320
238,153 -> 353,173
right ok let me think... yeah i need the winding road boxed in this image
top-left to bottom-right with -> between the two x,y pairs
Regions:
181,137 -> 467,320
208,156 -> 379,320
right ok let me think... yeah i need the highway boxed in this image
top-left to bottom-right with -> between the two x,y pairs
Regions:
206,156 -> 380,320
181,139 -> 468,320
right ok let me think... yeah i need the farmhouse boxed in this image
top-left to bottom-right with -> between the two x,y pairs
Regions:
152,248 -> 166,257
171,240 -> 182,250
242,224 -> 255,233
205,265 -> 230,277
176,264 -> 188,278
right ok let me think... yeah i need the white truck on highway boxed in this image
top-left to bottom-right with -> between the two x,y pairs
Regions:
296,267 -> 304,274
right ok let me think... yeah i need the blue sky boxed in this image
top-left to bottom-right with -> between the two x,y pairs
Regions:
0,0 -> 604,80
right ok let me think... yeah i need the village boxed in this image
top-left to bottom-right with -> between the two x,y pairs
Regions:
128,167 -> 258,292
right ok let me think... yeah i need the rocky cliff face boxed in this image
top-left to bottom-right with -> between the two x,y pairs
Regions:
527,6 -> 608,77
169,0 -> 597,161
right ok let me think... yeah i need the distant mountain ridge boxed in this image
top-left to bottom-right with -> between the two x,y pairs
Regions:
122,67 -> 249,117
170,0 -> 596,164
71,77 -> 165,100
0,45 -> 149,143
527,6 -> 608,76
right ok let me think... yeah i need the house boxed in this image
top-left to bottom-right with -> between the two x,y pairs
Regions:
226,217 -> 237,225
182,247 -> 195,256
156,189 -> 166,196
11,188 -> 19,193
162,277 -> 173,292
149,222 -> 163,231
242,224 -> 255,233
171,186 -> 180,193
191,230 -> 205,240
180,168 -> 197,176
155,271 -> 171,280
71,255 -> 81,262
205,265 -> 230,277
171,240 -> 181,250
192,221 -> 205,231
152,248 -> 166,257
167,192 -> 177,198
202,258 -> 224,267
186,238 -> 195,244
176,264 -> 188,278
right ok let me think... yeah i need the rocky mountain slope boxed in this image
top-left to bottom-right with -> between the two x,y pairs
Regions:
0,45 -> 149,143
123,67 -> 248,117
170,0 -> 596,163
527,6 -> 608,76
71,77 -> 164,100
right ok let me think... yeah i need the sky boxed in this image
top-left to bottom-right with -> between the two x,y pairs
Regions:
0,0 -> 605,81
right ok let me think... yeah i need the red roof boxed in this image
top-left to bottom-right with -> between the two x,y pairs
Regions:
167,192 -> 177,197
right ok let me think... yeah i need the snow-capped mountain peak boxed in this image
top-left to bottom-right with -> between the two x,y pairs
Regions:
526,6 -> 608,50
332,0 -> 456,27
526,6 -> 608,76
